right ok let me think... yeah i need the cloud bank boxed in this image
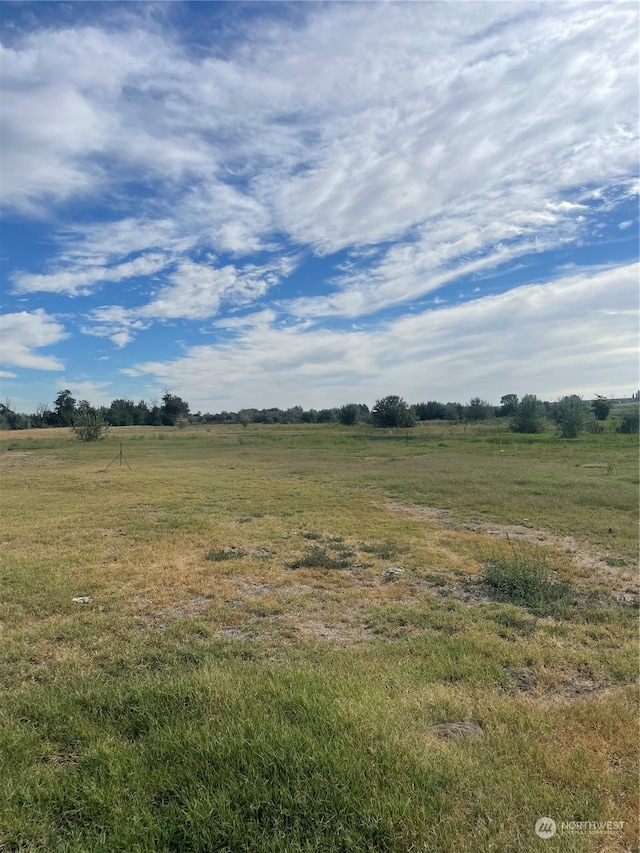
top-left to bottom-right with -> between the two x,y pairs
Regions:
0,2 -> 637,411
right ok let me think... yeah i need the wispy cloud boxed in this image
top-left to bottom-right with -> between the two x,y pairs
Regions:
1,2 -> 637,409
12,253 -> 170,296
125,263 -> 639,409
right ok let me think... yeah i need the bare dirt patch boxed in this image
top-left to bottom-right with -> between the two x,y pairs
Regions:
386,502 -> 638,602
294,620 -> 376,645
234,580 -> 316,599
505,666 -> 538,692
0,452 -> 61,470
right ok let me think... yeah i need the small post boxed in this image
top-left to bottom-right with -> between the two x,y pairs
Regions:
104,441 -> 132,472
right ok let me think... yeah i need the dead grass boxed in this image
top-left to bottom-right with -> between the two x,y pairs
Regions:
1,426 -> 637,852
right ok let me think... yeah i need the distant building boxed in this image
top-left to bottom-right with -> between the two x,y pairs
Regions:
603,391 -> 639,405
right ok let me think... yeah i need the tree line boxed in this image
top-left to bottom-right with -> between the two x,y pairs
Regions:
1,390 -> 637,439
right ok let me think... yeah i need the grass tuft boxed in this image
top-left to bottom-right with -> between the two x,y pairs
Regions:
204,547 -> 246,562
359,539 -> 408,559
287,544 -> 354,570
481,541 -> 575,616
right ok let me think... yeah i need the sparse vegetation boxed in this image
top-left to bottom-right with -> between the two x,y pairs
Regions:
72,403 -> 108,442
0,422 -> 637,852
617,405 -> 639,434
481,541 -> 575,616
287,543 -> 355,570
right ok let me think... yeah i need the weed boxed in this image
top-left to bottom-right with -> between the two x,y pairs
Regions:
481,541 -> 575,616
360,538 -> 408,559
287,544 -> 354,570
205,547 -> 246,562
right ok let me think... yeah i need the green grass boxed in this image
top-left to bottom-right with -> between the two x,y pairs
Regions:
287,544 -> 355,570
0,423 -> 637,852
480,541 -> 576,617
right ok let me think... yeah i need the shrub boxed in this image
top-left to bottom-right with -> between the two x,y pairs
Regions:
481,542 -> 575,616
287,544 -> 354,570
464,397 -> 493,422
371,396 -> 416,428
591,399 -> 611,421
617,407 -> 639,434
554,395 -> 589,438
414,401 -> 446,420
72,406 -> 108,442
510,394 -> 546,434
338,403 -> 369,425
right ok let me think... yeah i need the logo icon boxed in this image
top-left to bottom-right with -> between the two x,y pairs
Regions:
535,817 -> 557,839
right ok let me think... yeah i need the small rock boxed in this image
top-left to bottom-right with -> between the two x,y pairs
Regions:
72,596 -> 92,604
383,566 -> 405,582
429,720 -> 484,740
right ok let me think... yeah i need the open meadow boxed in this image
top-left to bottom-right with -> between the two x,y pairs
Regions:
1,422 -> 638,852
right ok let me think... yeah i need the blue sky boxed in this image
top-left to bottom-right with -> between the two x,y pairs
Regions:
1,0 -> 638,414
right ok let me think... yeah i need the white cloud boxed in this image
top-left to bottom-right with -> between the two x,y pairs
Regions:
80,258 -> 297,345
81,305 -> 151,348
124,263 -> 639,410
1,2 -> 638,410
618,220 -> 633,230
0,310 -> 68,370
3,1 -> 636,270
140,261 -> 248,321
12,253 -> 169,296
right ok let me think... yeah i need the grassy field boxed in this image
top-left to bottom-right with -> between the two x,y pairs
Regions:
1,422 -> 638,852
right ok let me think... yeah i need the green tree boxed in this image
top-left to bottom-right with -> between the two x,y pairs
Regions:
500,394 -> 519,417
414,401 -> 446,420
53,390 -> 77,426
338,403 -> 369,425
616,406 -> 639,434
443,402 -> 463,421
465,397 -> 493,422
554,395 -> 589,438
160,391 -> 190,426
371,395 -> 416,428
591,398 -> 611,421
0,400 -> 28,430
511,394 -> 546,434
107,398 -> 137,426
316,408 -> 338,423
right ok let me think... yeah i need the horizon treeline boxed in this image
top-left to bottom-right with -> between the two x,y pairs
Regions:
1,390 -> 638,436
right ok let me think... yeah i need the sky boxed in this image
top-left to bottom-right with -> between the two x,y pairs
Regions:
1,0 -> 638,415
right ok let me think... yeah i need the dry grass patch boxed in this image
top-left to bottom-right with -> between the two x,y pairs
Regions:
1,427 -> 637,852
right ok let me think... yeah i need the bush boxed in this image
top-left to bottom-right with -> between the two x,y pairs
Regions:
554,395 -> 589,438
413,401 -> 446,420
464,397 -> 493,421
617,407 -> 639,434
371,396 -> 416,428
72,407 -> 108,442
481,542 -> 575,616
510,394 -> 546,434
338,403 -> 369,426
591,399 -> 611,421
